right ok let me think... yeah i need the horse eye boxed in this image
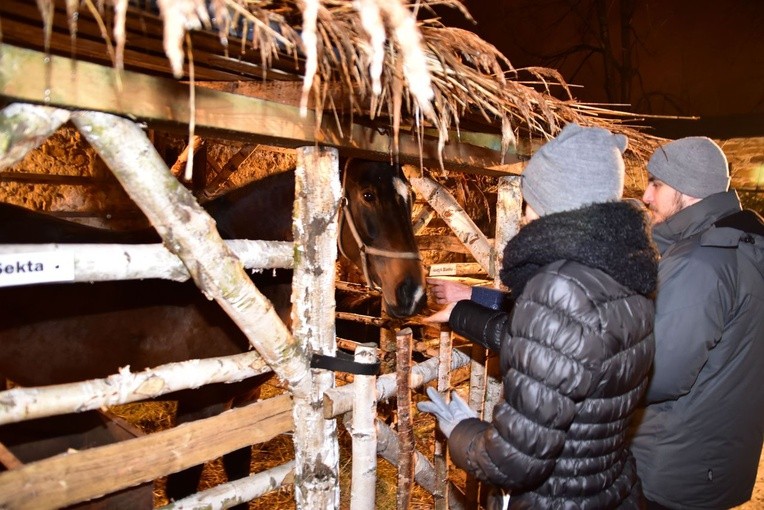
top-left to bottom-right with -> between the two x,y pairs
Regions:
363,191 -> 376,202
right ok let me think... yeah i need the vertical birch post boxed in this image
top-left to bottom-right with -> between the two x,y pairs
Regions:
396,327 -> 415,510
291,146 -> 342,510
484,175 -> 521,422
433,326 -> 453,510
349,344 -> 379,510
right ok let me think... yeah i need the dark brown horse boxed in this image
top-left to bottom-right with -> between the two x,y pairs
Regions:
0,158 -> 425,507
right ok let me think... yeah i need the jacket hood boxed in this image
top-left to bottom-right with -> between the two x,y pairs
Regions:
500,200 -> 659,296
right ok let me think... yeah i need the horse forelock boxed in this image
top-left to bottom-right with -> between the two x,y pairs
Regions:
393,176 -> 410,205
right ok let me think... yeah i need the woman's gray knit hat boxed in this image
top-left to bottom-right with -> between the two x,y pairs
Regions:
522,123 -> 627,216
647,137 -> 730,198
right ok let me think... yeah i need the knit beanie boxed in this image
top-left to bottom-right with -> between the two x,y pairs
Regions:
647,137 -> 730,198
522,123 -> 627,216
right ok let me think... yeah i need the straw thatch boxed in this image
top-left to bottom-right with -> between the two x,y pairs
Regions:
32,0 -> 663,164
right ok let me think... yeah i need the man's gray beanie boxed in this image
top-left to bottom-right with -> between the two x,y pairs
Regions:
522,123 -> 627,216
647,136 -> 730,198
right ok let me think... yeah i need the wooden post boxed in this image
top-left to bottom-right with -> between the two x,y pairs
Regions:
485,174 -> 521,423
464,344 -> 488,506
434,326 -> 453,510
290,146 -> 341,510
395,327 -> 415,510
349,344 -> 379,510
379,303 -> 398,374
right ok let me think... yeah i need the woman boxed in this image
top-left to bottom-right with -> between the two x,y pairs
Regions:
419,123 -> 658,508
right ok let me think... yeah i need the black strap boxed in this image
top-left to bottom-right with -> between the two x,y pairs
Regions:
310,350 -> 380,376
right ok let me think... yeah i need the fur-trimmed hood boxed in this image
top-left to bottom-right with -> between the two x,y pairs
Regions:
500,200 -> 658,296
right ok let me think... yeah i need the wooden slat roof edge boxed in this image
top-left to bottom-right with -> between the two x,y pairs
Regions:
0,44 -> 521,175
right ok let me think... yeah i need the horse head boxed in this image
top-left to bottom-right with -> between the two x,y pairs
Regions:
338,159 -> 426,318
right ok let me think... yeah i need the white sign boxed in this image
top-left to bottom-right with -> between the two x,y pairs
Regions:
429,263 -> 459,276
0,251 -> 75,287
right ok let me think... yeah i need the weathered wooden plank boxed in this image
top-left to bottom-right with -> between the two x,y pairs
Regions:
0,394 -> 294,510
0,0 -> 291,82
0,44 -> 515,173
0,16 -> 243,82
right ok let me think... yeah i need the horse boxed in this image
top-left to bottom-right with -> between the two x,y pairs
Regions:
0,158 -> 426,508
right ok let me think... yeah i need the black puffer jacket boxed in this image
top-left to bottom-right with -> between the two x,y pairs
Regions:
448,201 -> 658,509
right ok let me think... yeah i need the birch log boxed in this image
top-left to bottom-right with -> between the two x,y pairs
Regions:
412,203 -> 436,234
0,103 -> 70,170
69,110 -> 311,396
290,146 -> 341,510
349,345 -> 378,510
483,175 -> 522,423
434,326 -> 453,510
494,176 -> 522,270
0,240 -> 293,284
0,351 -> 269,425
396,327 -> 415,510
158,461 -> 295,510
410,176 -> 493,276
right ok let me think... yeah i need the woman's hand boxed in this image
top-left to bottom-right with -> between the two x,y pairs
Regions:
423,302 -> 456,323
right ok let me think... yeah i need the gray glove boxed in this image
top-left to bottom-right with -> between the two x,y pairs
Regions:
417,386 -> 477,438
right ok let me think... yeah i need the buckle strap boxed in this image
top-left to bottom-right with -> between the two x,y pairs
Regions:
310,350 -> 380,376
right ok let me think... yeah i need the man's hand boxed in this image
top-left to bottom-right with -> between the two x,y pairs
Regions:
417,386 -> 477,438
427,277 -> 472,305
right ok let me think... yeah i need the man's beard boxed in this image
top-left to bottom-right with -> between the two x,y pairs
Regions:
649,193 -> 685,225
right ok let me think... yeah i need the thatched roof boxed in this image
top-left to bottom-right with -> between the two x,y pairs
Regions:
4,0 -> 664,166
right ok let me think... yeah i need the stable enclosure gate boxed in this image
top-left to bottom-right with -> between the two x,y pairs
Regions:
0,103 -> 509,509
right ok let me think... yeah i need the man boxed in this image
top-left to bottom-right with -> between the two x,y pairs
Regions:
631,136 -> 764,509
419,123 -> 658,508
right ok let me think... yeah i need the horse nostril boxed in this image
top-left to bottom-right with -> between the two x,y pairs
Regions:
395,276 -> 426,316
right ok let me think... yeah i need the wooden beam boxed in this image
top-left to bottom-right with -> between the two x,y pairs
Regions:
0,44 -> 515,174
0,0 -> 297,83
0,394 -> 294,510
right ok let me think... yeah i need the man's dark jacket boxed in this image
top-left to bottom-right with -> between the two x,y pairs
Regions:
630,190 -> 764,509
447,201 -> 658,509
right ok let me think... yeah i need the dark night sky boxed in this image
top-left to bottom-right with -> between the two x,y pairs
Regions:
434,0 -> 764,137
